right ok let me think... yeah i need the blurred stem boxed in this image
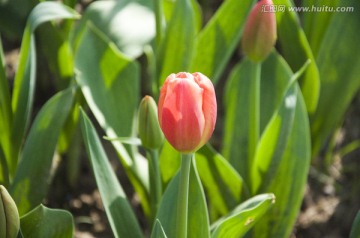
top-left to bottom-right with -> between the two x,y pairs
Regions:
248,62 -> 261,181
177,153 -> 192,238
147,148 -> 162,224
153,0 -> 163,48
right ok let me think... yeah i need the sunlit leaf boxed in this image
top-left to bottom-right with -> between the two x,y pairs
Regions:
211,193 -> 275,238
73,0 -> 155,59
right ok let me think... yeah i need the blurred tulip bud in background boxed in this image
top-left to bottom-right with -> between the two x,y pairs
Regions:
0,185 -> 20,238
158,72 -> 217,153
242,0 -> 277,62
138,96 -> 165,149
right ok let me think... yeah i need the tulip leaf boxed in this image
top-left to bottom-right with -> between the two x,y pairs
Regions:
75,22 -> 150,216
10,2 -> 79,173
157,0 -> 197,85
275,0 -> 320,113
79,109 -> 143,238
20,204 -> 73,238
0,39 -> 12,185
350,210 -> 360,238
9,88 -> 74,215
189,0 -> 255,84
156,158 -> 210,238
196,145 -> 246,220
73,0 -> 155,59
151,220 -> 168,238
251,57 -> 311,238
211,193 -> 275,238
310,0 -> 360,156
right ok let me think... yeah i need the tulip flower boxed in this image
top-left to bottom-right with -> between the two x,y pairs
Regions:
158,72 -> 217,153
242,0 -> 277,62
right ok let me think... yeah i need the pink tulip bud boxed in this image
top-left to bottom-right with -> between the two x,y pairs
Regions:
242,0 -> 277,62
158,72 -> 217,153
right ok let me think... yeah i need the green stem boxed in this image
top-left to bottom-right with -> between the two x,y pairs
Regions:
153,0 -> 163,47
0,145 -> 10,186
176,153 -> 192,238
248,62 -> 261,180
147,149 -> 162,223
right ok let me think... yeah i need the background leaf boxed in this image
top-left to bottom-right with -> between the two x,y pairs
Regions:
10,2 -> 79,173
301,0 -> 339,57
20,204 -> 73,238
211,193 -> 275,238
80,109 -> 143,238
9,88 -> 74,215
189,0 -> 255,84
310,0 -> 360,156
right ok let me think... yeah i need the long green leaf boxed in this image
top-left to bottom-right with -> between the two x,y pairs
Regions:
0,38 -> 12,184
20,204 -> 73,238
211,193 -> 275,238
79,109 -> 143,238
310,0 -> 360,156
157,0 -> 196,85
10,2 -> 79,173
74,22 -> 150,215
274,0 -> 320,113
189,0 -> 255,84
156,158 -> 210,238
252,63 -> 311,237
10,88 -> 74,215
